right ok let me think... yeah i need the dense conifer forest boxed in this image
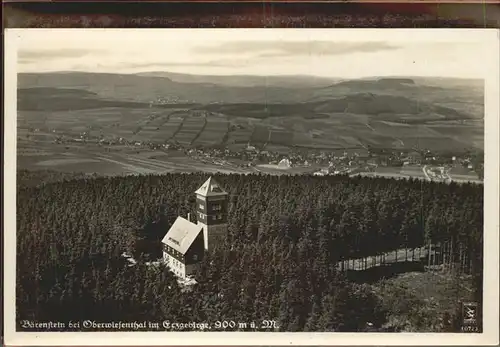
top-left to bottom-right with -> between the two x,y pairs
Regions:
16,170 -> 483,332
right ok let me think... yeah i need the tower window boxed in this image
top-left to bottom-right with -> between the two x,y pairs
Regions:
199,204 -> 204,210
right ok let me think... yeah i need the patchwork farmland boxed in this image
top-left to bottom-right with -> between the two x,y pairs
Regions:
16,73 -> 484,178
173,115 -> 205,145
193,116 -> 229,147
18,102 -> 484,154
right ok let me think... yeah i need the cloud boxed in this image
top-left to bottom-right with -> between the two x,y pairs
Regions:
17,47 -> 251,70
123,59 -> 249,70
18,48 -> 106,64
194,41 -> 400,58
30,59 -> 250,73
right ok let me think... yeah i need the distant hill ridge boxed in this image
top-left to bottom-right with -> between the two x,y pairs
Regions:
17,72 -> 482,121
136,71 -> 337,88
378,78 -> 415,84
326,78 -> 417,90
18,84 -> 464,120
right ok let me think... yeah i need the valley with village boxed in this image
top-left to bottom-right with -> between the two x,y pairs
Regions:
17,72 -> 483,183
16,71 -> 484,333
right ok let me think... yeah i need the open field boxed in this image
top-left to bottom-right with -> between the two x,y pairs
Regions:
352,164 -> 481,184
194,116 -> 229,146
17,73 -> 484,154
354,166 -> 428,180
18,107 -> 483,153
17,141 -> 255,176
17,140 -> 328,177
255,164 -> 317,175
16,136 -> 483,182
399,165 -> 427,178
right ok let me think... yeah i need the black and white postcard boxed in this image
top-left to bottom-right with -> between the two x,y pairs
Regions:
3,28 -> 499,346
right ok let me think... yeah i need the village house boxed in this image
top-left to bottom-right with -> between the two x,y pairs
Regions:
161,177 -> 228,279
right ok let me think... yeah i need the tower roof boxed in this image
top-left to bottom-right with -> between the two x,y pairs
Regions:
162,216 -> 203,254
195,177 -> 227,197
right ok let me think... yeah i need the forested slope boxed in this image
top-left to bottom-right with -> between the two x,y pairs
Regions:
16,172 -> 483,331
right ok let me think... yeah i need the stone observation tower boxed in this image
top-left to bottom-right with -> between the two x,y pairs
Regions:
195,177 -> 229,251
161,177 -> 228,279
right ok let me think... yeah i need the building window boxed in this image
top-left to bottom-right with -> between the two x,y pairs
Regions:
212,204 -> 221,211
199,204 -> 204,210
193,254 -> 198,261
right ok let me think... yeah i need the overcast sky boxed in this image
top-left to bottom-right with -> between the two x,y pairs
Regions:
13,29 -> 493,79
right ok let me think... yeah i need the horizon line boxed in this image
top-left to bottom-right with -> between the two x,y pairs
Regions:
17,70 -> 484,80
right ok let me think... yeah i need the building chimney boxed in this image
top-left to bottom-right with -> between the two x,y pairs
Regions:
187,213 -> 191,222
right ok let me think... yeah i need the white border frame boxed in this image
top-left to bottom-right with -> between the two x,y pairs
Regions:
3,28 -> 499,346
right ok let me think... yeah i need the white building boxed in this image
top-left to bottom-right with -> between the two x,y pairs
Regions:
161,177 -> 229,279
278,158 -> 291,169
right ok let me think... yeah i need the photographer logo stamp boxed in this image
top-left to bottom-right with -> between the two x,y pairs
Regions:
461,301 -> 480,332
